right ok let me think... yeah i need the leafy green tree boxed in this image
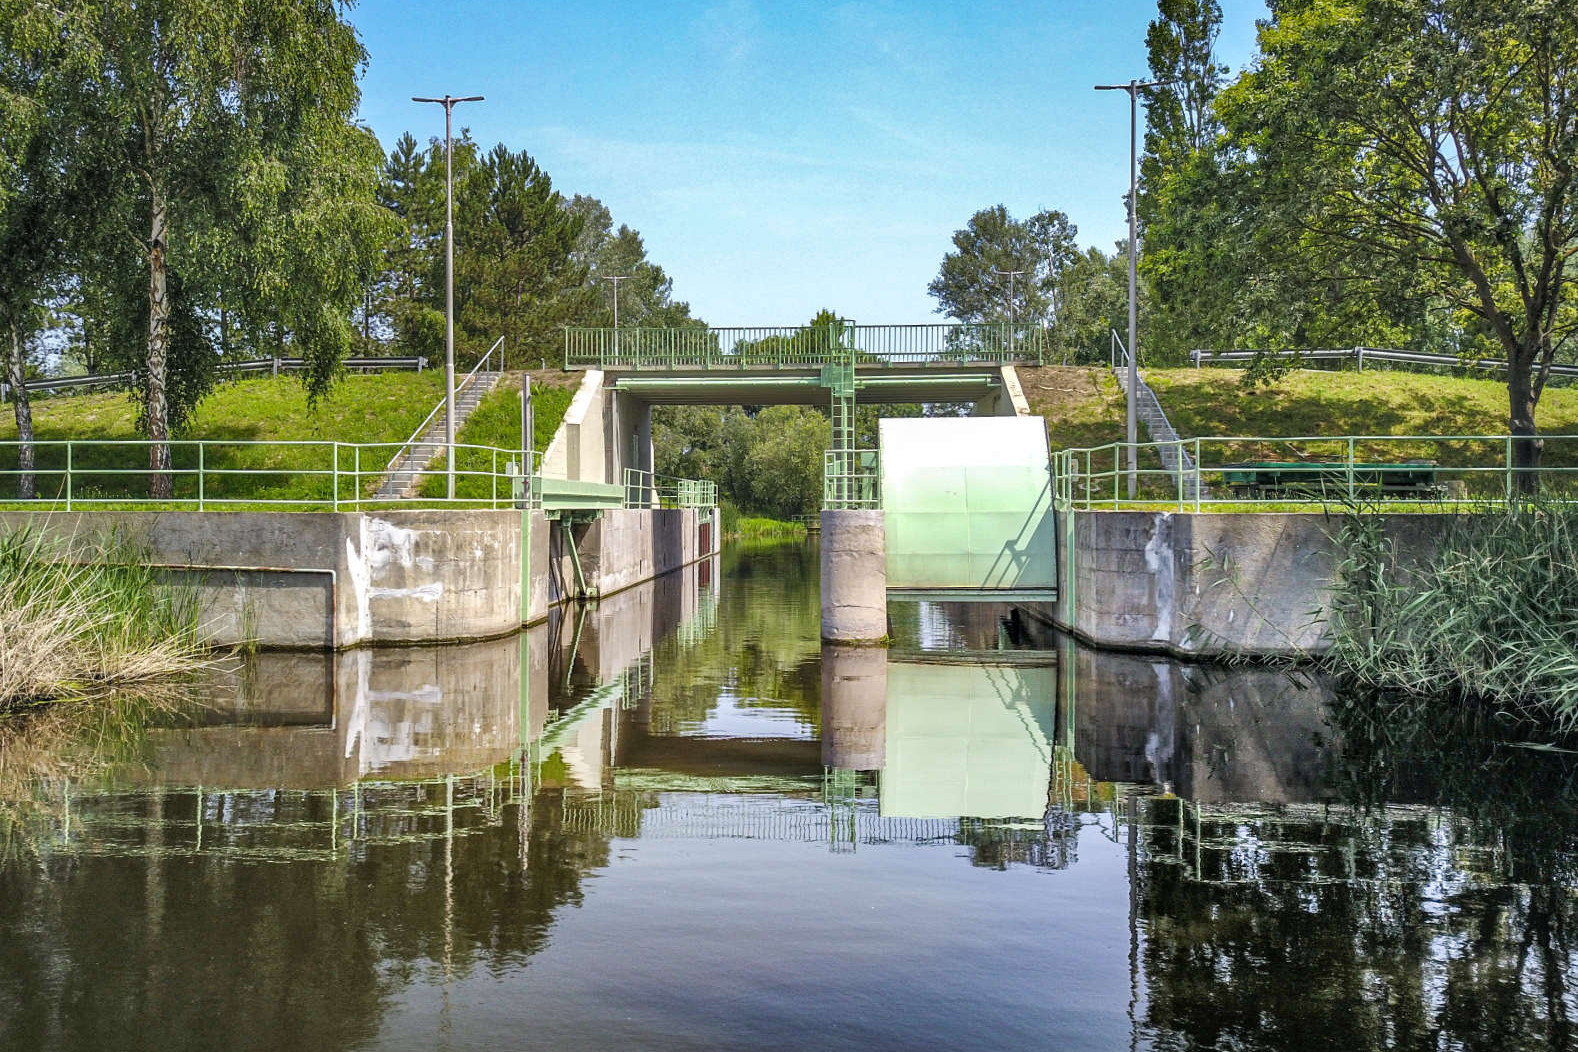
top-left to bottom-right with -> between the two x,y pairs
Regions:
569,194 -> 701,330
1219,0 -> 1578,475
454,144 -> 591,367
29,0 -> 391,496
928,206 -> 1080,337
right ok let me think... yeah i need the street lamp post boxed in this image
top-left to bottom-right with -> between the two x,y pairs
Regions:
994,268 -> 1028,357
604,274 -> 629,360
1095,78 -> 1166,500
413,93 -> 484,499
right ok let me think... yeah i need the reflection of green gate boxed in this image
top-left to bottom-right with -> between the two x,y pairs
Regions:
879,417 -> 1056,592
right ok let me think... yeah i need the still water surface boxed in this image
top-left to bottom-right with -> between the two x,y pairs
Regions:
2,541 -> 1575,1050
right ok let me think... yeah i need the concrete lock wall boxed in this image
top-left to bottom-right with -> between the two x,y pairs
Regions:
3,503 -> 720,650
524,507 -> 718,625
1057,510 -> 1449,658
821,509 -> 888,643
0,509 -> 522,650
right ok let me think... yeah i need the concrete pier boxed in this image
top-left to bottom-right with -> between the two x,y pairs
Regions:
819,509 -> 888,643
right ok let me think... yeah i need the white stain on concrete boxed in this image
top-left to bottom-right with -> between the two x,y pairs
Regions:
368,582 -> 444,603
1144,513 -> 1176,645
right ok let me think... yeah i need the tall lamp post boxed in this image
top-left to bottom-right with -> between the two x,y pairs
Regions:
994,268 -> 1028,357
604,274 -> 629,360
1095,78 -> 1166,500
413,93 -> 484,499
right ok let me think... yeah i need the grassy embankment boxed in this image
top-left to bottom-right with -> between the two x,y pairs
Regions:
1021,365 -> 1578,502
417,371 -> 577,500
0,371 -> 443,505
0,370 -> 583,506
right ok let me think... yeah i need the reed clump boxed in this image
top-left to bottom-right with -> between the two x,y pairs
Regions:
1326,496 -> 1578,730
0,528 -> 206,713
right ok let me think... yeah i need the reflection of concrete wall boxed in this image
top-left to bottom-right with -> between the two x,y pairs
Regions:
821,645 -> 887,770
1057,511 -> 1447,658
1072,644 -> 1337,803
142,636 -> 523,788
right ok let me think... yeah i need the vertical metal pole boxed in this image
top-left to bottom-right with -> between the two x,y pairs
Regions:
1126,80 -> 1140,502
197,442 -> 205,510
65,441 -> 71,511
444,102 -> 456,501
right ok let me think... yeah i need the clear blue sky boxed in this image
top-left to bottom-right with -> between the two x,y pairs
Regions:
350,1 -> 1268,326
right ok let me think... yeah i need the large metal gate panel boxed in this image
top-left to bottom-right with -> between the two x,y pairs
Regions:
879,417 -> 1055,590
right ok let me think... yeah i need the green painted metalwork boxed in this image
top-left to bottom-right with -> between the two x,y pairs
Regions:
880,417 -> 1057,591
564,322 -> 1046,370
1052,433 -> 1578,511
823,449 -> 880,509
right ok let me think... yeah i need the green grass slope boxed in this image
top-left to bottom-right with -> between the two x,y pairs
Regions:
418,370 -> 579,499
0,371 -> 446,504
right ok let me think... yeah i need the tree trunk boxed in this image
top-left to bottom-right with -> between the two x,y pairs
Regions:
1508,353 -> 1543,495
147,185 -> 173,499
7,321 -> 35,500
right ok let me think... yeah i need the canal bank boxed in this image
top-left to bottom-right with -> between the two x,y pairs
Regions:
1052,509 -> 1448,659
0,506 -> 719,650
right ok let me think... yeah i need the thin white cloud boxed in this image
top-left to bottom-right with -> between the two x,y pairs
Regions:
695,0 -> 761,64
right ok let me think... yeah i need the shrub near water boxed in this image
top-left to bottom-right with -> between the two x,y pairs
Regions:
0,530 -> 205,712
1327,499 -> 1578,730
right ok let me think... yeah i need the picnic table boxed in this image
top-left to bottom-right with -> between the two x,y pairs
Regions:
1217,459 -> 1443,498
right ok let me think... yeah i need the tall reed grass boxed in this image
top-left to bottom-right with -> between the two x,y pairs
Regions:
0,528 -> 206,713
1326,496 -> 1578,730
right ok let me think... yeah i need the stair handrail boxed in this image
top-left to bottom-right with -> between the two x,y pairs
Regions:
1111,329 -> 1205,497
385,336 -> 505,473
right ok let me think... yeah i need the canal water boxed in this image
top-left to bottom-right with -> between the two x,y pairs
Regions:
2,541 -> 1575,1050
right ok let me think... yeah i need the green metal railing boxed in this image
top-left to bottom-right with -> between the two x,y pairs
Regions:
565,323 -> 1048,370
0,439 -> 545,511
622,468 -> 718,510
823,449 -> 881,509
1052,434 -> 1578,512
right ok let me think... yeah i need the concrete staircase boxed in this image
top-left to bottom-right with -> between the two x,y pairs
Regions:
376,371 -> 504,499
1112,363 -> 1207,502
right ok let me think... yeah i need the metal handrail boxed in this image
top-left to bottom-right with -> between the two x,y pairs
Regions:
0,437 -> 542,512
622,467 -> 718,509
384,336 -> 505,473
563,323 -> 1047,370
1189,346 -> 1578,380
0,356 -> 428,402
1052,432 -> 1578,512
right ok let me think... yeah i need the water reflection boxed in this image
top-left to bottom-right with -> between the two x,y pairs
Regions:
2,544 -> 1576,1051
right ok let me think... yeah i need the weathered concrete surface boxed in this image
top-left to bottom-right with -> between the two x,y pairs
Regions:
525,507 -> 719,624
1056,510 -> 1448,658
970,365 -> 1032,417
821,644 -> 888,770
541,369 -> 607,483
0,509 -> 522,650
821,509 -> 888,643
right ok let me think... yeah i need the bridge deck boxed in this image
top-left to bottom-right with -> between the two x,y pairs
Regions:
611,366 -> 1003,405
